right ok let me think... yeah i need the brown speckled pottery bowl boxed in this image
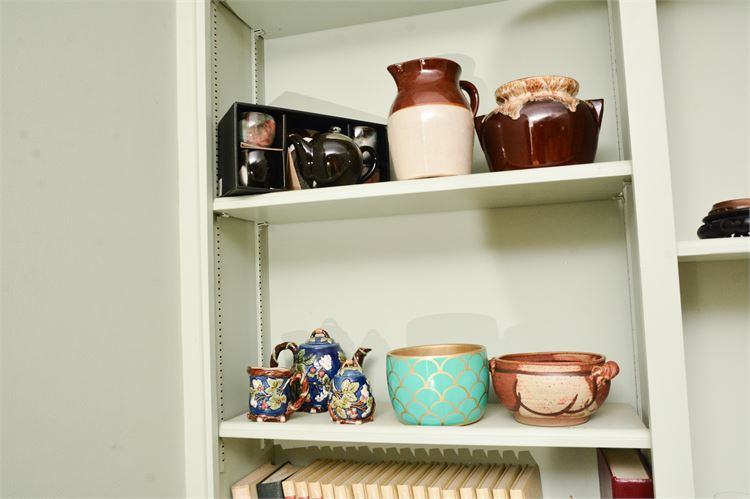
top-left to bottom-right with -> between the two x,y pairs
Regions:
489,352 -> 619,427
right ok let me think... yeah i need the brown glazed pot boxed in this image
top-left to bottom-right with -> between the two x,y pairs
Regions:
489,352 -> 619,427
475,76 -> 603,171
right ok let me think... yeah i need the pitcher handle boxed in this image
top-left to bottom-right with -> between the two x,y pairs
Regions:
460,80 -> 480,117
357,146 -> 378,183
285,370 -> 309,416
270,341 -> 298,368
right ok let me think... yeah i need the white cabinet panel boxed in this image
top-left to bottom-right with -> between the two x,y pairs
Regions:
1,1 -> 184,497
680,261 -> 750,497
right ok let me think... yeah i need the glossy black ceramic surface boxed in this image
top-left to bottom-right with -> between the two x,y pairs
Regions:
240,150 -> 270,188
288,127 -> 377,188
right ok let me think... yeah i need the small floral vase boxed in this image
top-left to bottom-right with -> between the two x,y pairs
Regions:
247,342 -> 308,422
329,347 -> 375,424
295,328 -> 347,413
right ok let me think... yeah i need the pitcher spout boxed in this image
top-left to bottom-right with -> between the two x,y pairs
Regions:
387,62 -> 405,82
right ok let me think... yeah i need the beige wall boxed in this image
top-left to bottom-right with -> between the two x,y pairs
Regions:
1,1 -> 185,497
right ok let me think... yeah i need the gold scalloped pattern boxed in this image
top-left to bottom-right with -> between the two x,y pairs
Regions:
386,350 -> 489,426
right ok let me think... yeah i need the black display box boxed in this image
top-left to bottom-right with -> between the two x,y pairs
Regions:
217,102 -> 390,197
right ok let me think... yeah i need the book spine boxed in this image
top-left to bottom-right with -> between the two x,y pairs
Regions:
366,483 -> 382,499
396,484 -> 413,499
352,483 -> 367,499
412,485 -> 427,499
491,490 -> 509,499
597,450 -> 654,499
258,481 -> 286,499
380,485 -> 397,499
296,483 -> 310,499
283,480 -> 297,499
232,485 -> 252,499
309,484 -> 323,499
611,480 -> 655,498
321,483 -> 335,499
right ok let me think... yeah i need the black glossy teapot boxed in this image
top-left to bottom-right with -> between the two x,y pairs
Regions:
288,127 -> 377,188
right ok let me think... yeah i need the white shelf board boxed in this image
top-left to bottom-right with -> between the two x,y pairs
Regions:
677,238 -> 750,262
214,161 -> 632,224
223,0 -> 499,39
219,402 -> 650,449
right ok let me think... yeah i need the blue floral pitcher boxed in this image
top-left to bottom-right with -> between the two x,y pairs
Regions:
246,342 -> 308,422
294,328 -> 347,413
329,347 -> 375,424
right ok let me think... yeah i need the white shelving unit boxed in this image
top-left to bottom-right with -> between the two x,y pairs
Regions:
213,161 -> 632,223
176,1 -> 701,497
677,238 -> 750,263
220,403 -> 650,450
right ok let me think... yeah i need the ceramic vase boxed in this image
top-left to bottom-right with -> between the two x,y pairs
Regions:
386,344 -> 489,426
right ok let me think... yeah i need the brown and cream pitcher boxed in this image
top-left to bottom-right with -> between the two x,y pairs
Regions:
386,57 -> 479,180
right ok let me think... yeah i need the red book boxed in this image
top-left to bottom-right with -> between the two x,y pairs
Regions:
598,449 -> 654,498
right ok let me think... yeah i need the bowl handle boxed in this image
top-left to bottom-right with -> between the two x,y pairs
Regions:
592,360 -> 620,386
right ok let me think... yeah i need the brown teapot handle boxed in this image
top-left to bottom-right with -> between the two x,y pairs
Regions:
460,80 -> 480,117
270,341 -> 298,368
285,370 -> 309,416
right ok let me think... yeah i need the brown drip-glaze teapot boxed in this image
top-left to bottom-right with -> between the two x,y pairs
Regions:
474,76 -> 603,172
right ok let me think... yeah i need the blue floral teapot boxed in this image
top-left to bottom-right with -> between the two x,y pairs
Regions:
294,328 -> 347,413
329,347 -> 375,424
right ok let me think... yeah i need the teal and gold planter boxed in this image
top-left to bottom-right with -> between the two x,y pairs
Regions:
386,344 -> 489,426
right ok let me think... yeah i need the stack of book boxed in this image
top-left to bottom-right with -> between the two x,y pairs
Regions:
233,460 -> 542,499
